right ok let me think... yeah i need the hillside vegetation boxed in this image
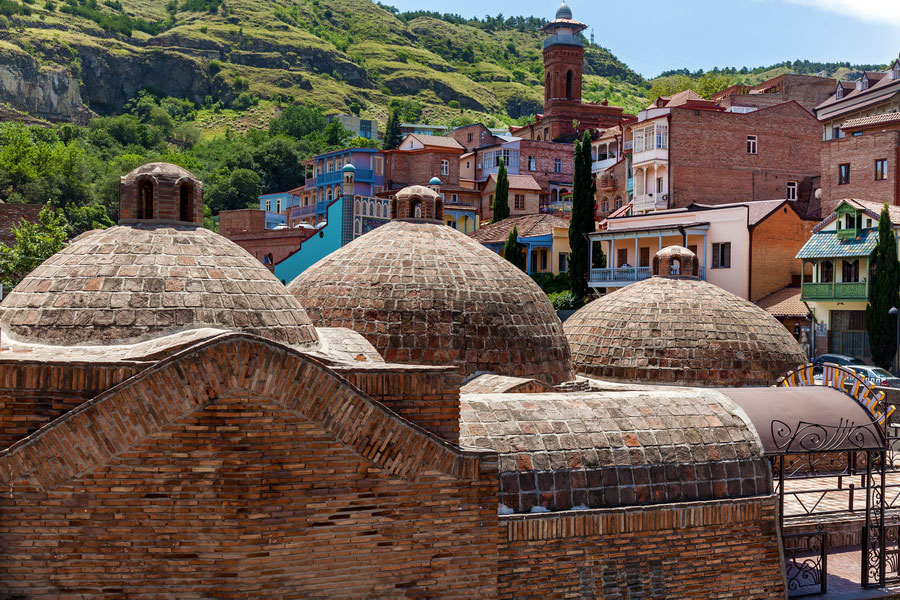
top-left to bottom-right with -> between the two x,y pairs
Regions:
0,0 -> 649,129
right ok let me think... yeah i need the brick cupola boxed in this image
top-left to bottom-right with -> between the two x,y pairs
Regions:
118,162 -> 203,224
392,184 -> 444,222
653,245 -> 700,279
541,2 -> 587,104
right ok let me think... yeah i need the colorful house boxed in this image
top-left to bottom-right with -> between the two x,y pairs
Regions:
797,198 -> 900,358
470,213 -> 572,274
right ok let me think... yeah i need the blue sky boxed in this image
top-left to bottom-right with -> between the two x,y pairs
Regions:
381,0 -> 899,78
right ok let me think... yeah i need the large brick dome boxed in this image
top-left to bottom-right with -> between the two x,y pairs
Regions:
0,223 -> 320,348
287,220 -> 574,384
564,264 -> 807,387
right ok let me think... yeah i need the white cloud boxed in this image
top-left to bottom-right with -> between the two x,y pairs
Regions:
784,0 -> 900,28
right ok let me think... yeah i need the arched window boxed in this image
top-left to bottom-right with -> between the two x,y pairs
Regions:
601,197 -> 609,213
391,198 -> 398,219
842,259 -> 859,283
565,70 -> 574,99
615,196 -> 623,209
139,181 -> 154,219
326,188 -> 333,202
410,199 -> 422,219
262,253 -> 273,265
434,199 -> 443,220
179,183 -> 191,222
820,260 -> 834,283
670,258 -> 681,275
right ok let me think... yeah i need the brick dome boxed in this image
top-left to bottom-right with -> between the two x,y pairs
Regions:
287,220 -> 573,384
0,223 -> 320,348
564,276 -> 807,387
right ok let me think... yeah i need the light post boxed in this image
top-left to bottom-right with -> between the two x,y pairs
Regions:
890,306 -> 900,375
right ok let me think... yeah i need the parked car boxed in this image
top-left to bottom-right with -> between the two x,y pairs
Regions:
847,366 -> 900,389
812,353 -> 868,375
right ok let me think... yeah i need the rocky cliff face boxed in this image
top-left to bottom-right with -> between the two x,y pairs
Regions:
0,50 -> 91,123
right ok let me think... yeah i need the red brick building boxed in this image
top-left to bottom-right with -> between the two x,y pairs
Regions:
218,208 -> 314,271
713,73 -> 836,113
509,3 -> 631,143
0,203 -> 41,247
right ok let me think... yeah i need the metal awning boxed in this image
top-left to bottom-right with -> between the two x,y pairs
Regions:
719,387 -> 885,455
587,222 -> 710,240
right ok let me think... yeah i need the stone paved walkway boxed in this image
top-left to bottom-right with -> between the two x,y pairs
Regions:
783,473 -> 900,517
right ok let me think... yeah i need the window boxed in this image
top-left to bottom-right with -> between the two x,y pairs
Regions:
614,196 -> 623,209
373,156 -> 384,175
451,193 -> 458,204
639,247 -> 650,268
558,253 -> 568,273
540,250 -> 548,271
842,259 -> 859,283
514,194 -> 525,210
876,159 -> 888,181
528,156 -> 536,171
656,177 -> 664,194
832,127 -> 842,139
276,199 -> 282,213
838,163 -> 850,185
617,248 -> 628,267
746,135 -> 757,154
867,218 -> 873,228
712,242 -> 731,269
441,160 -> 449,176
466,161 -> 471,169
601,198 -> 609,213
467,133 -> 473,142
786,181 -> 797,201
820,260 -> 834,283
447,219 -> 456,229
265,199 -> 271,211
688,244 -> 697,256
853,131 -> 863,137
554,158 -> 562,173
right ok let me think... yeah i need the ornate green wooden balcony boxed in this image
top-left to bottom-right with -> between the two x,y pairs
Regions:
801,281 -> 868,301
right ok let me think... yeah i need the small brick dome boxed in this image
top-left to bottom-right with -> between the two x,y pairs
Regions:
654,245 -> 699,278
287,220 -> 574,384
0,223 -> 320,349
564,274 -> 807,387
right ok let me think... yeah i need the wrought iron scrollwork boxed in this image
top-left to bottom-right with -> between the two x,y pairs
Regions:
783,527 -> 827,597
772,418 -> 881,454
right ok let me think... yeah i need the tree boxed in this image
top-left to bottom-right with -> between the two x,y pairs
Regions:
491,158 -> 510,222
0,205 -> 69,291
348,102 -> 361,116
568,130 -> 595,299
252,136 -> 301,193
269,104 -> 327,139
503,226 -> 526,271
383,109 -> 402,150
866,202 -> 900,369
205,168 -> 262,213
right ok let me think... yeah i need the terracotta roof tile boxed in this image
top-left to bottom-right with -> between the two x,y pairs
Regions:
841,112 -> 900,131
407,134 -> 463,150
755,286 -> 807,318
470,214 -> 570,244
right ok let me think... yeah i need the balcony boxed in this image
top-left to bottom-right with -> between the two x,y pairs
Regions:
801,281 -> 868,301
598,174 -> 616,191
631,147 -> 668,166
592,157 -> 617,173
632,194 -> 667,213
544,33 -> 583,49
590,266 -> 706,286
315,168 -> 376,186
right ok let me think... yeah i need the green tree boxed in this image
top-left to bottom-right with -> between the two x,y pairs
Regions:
866,203 -> 900,369
348,102 -> 361,116
205,168 -> 262,213
383,109 -> 402,150
269,104 -> 327,139
503,225 -> 526,271
491,158 -> 509,222
323,119 -> 353,148
568,130 -> 595,299
252,136 -> 301,193
0,204 -> 68,290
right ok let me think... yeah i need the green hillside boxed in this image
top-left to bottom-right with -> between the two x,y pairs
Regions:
0,0 -> 650,129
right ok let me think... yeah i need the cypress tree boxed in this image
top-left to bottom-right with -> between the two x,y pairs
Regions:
568,130 -> 596,299
866,202 -> 900,369
492,158 -> 510,222
383,109 -> 402,150
503,225 -> 526,272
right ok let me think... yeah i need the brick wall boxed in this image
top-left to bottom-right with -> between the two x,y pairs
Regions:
119,173 -> 204,224
445,124 -> 503,152
0,203 -> 41,246
820,130 -> 900,215
596,159 -> 628,217
750,203 -> 816,301
0,361 -> 143,449
476,141 -> 575,193
219,208 -> 266,235
498,496 -> 785,599
670,102 -> 821,208
0,335 -> 499,598
333,364 -> 461,443
218,209 -> 315,273
387,149 -> 461,189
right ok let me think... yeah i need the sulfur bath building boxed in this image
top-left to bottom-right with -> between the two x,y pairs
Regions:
0,163 -> 820,599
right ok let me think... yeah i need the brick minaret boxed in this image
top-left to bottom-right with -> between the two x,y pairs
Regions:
542,2 -> 586,105
118,162 -> 204,225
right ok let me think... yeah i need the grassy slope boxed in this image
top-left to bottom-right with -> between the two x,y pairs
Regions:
4,0 -> 649,131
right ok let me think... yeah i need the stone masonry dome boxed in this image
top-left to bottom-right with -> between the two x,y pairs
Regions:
564,247 -> 806,387
0,163 -> 320,349
288,219 -> 574,384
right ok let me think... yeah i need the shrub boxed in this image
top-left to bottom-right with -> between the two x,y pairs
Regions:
548,290 -> 584,311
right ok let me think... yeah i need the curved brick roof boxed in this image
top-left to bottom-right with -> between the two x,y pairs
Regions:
564,277 -> 807,387
288,220 -> 573,384
459,389 -> 769,512
0,223 -> 320,349
123,161 -> 194,180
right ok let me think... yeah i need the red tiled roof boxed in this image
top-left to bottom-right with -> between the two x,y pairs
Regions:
407,134 -> 464,150
841,111 -> 900,131
815,71 -> 900,120
470,213 -> 569,244
487,173 -> 544,192
755,286 -> 807,318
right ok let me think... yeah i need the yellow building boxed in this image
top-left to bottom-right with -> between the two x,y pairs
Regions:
470,214 -> 572,275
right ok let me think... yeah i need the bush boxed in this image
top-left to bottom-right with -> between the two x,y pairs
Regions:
548,290 -> 584,311
231,91 -> 257,110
